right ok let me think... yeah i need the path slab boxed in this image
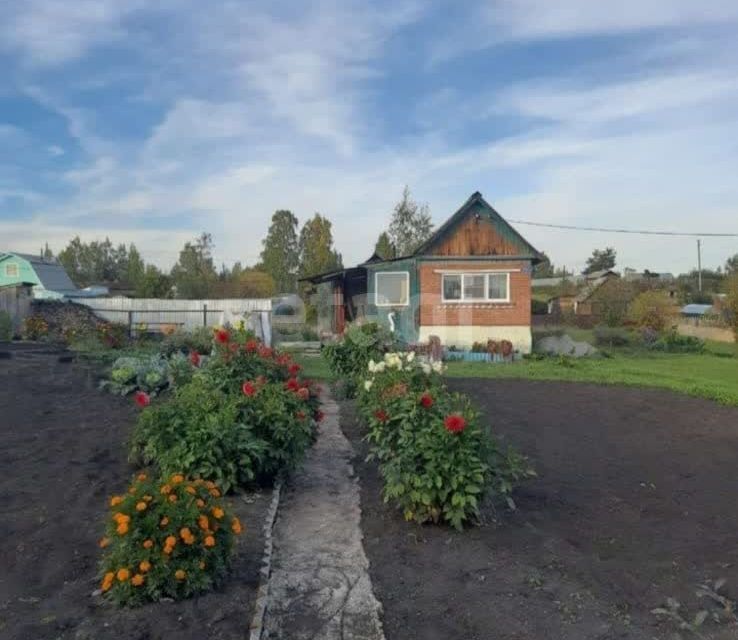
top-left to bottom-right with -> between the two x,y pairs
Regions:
263,392 -> 385,640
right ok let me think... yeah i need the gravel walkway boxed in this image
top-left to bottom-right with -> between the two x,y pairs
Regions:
262,390 -> 385,640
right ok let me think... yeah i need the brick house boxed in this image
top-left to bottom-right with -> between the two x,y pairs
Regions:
303,192 -> 542,353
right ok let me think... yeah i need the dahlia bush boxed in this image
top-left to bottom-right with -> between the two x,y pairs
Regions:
98,473 -> 243,606
358,351 -> 533,529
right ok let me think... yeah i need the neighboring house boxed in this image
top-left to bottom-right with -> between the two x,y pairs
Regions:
0,252 -> 78,299
302,191 -> 542,353
547,271 -> 625,316
680,303 -> 714,325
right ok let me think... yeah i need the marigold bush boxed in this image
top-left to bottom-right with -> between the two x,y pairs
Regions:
358,351 -> 533,529
99,473 -> 243,606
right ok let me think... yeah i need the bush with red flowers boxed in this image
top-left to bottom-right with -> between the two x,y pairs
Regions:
98,472 -> 242,606
357,351 -> 533,529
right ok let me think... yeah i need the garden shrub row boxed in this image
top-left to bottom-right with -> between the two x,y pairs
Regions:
99,325 -> 321,606
323,326 -> 534,529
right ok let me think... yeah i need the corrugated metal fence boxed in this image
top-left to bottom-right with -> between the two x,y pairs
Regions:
69,297 -> 272,333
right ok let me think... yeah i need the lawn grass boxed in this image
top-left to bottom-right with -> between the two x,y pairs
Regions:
291,353 -> 332,380
445,351 -> 738,406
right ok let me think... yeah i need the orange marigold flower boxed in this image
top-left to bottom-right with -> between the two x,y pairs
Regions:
168,494 -> 178,503
128,487 -> 137,495
163,545 -> 174,555
139,560 -> 151,573
211,507 -> 224,520
143,495 -> 153,502
110,495 -> 124,507
165,535 -> 177,547
204,535 -> 216,547
205,480 -> 216,490
231,517 -> 243,535
135,501 -> 147,511
160,516 -> 169,527
198,514 -> 209,531
209,488 -> 220,498
101,572 -> 115,592
143,539 -> 154,549
185,485 -> 196,495
196,499 -> 205,508
175,569 -> 187,580
171,474 -> 184,484
160,484 -> 172,495
131,573 -> 145,586
199,561 -> 206,570
98,537 -> 110,548
116,522 -> 129,535
112,512 -> 130,524
137,473 -> 147,481
116,568 -> 130,582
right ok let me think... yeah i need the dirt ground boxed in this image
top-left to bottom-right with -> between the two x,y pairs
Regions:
342,379 -> 738,640
0,343 -> 270,640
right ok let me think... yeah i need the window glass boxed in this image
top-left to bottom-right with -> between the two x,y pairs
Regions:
5,263 -> 19,277
463,274 -> 485,300
442,274 -> 461,300
488,273 -> 508,300
375,272 -> 409,306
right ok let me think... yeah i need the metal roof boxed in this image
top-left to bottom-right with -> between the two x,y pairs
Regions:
680,304 -> 713,316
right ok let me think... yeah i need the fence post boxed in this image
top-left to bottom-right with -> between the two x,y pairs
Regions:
127,310 -> 133,338
203,304 -> 208,328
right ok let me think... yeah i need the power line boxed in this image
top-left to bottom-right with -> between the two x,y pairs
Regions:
507,219 -> 738,238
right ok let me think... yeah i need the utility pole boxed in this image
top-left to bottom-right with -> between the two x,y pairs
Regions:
697,238 -> 702,293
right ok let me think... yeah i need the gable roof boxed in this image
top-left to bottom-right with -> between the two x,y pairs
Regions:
412,191 -> 542,262
0,251 -> 78,293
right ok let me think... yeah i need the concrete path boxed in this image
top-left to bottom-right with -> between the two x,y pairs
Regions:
262,391 -> 385,640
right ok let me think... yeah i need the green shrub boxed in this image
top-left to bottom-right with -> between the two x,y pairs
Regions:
647,329 -> 704,353
130,377 -> 266,492
101,355 -> 175,396
727,273 -> 738,343
0,310 -> 12,341
98,473 -> 242,606
322,323 -> 396,396
629,290 -> 674,331
593,326 -> 632,347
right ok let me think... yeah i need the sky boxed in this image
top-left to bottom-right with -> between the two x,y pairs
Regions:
1,0 -> 737,275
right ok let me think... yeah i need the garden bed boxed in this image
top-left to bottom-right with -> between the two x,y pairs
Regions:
341,379 -> 738,639
0,344 -> 271,640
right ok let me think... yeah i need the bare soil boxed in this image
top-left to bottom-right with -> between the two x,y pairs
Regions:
0,343 -> 269,640
341,379 -> 738,640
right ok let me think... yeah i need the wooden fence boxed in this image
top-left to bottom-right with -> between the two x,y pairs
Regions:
69,297 -> 272,334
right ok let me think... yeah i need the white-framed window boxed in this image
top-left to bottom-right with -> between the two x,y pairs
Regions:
5,263 -> 19,278
375,271 -> 409,307
441,272 -> 510,303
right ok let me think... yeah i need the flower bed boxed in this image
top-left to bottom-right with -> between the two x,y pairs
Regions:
356,352 -> 534,529
100,325 -> 321,606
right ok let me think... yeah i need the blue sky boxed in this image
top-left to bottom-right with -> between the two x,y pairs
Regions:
1,1 -> 737,273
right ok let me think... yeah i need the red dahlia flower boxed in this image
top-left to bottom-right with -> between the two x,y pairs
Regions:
134,391 -> 150,408
285,378 -> 300,392
296,411 -> 306,420
242,381 -> 257,397
258,346 -> 273,359
214,328 -> 230,344
288,363 -> 301,376
419,393 -> 434,409
297,387 -> 310,401
189,351 -> 201,367
374,409 -> 389,423
245,339 -> 258,353
443,414 -> 467,433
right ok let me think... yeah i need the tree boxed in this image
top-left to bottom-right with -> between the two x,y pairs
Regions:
387,186 -> 433,256
170,232 -> 217,298
126,244 -> 145,291
298,214 -> 343,281
583,247 -> 616,274
725,254 -> 738,275
373,232 -> 395,261
58,236 -> 130,287
260,210 -> 300,293
136,265 -> 172,298
212,268 -> 276,298
533,251 -> 555,278
726,273 -> 738,343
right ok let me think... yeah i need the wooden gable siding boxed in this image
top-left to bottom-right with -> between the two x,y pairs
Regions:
427,214 -> 522,257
